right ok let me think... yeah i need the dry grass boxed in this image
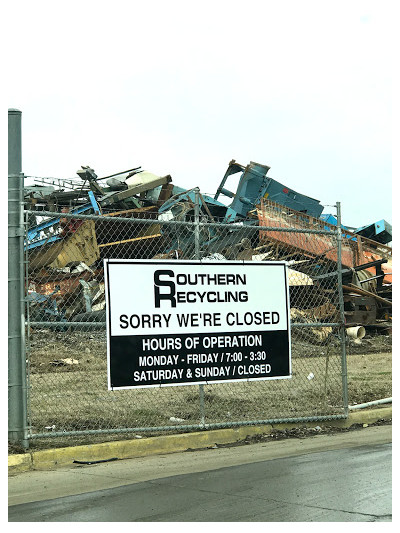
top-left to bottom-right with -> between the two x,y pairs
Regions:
347,351 -> 392,405
23,330 -> 391,451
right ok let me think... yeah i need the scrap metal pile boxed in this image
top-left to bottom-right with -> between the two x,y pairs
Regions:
25,160 -> 392,337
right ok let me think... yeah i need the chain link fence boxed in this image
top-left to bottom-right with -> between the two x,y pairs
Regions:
24,200 -> 348,444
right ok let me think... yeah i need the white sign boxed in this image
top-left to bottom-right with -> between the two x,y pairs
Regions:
105,259 -> 291,389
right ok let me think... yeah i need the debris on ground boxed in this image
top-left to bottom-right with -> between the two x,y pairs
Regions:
49,358 -> 79,366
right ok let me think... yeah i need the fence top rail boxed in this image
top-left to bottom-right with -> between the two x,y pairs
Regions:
24,209 -> 336,235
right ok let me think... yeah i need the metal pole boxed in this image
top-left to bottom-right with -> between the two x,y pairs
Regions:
194,188 -> 206,426
194,187 -> 200,260
336,202 -> 349,417
349,397 -> 392,410
8,109 -> 28,448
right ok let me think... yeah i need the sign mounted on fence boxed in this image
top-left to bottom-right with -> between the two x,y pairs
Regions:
105,259 -> 291,390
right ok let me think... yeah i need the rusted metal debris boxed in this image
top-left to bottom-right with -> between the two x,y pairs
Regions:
25,160 -> 392,335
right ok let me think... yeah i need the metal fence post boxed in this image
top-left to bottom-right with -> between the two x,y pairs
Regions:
194,187 -> 200,260
8,109 -> 29,448
336,201 -> 349,416
194,188 -> 206,426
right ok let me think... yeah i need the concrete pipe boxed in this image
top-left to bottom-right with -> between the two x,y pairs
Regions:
346,326 -> 366,340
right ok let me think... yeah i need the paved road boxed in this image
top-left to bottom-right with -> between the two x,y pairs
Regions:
9,429 -> 391,522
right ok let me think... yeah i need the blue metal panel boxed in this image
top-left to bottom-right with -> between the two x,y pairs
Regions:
355,219 -> 392,244
262,178 -> 323,218
214,161 -> 324,222
88,191 -> 101,215
225,162 -> 271,220
319,213 -> 356,240
26,203 -> 94,243
320,214 -> 338,225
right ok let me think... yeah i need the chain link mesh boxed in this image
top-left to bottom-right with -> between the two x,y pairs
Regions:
25,202 -> 348,441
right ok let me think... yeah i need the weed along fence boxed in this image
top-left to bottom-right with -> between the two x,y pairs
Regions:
20,204 -> 350,447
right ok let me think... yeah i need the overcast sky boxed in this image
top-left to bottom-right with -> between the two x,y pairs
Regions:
6,0 -> 392,229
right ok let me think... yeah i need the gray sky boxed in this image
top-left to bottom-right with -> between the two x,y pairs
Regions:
6,0 -> 392,229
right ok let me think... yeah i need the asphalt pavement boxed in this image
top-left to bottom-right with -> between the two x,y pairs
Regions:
8,424 -> 392,522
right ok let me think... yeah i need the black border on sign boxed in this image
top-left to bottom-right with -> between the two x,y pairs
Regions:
104,260 -> 111,390
104,259 -> 291,390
